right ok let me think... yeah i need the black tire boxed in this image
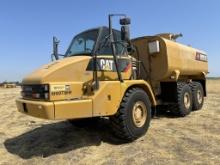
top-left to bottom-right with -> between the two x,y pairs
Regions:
68,117 -> 100,127
190,82 -> 204,110
171,82 -> 192,117
110,88 -> 151,141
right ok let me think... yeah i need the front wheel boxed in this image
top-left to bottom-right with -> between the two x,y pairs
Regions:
110,88 -> 151,141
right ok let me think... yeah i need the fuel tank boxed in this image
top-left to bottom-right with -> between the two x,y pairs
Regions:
131,35 -> 208,81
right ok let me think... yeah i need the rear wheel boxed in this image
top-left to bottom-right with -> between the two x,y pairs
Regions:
110,88 -> 151,141
171,82 -> 192,117
190,82 -> 204,110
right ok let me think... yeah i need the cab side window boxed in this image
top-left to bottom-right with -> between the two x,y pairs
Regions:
98,28 -> 127,56
113,30 -> 126,55
98,28 -> 112,55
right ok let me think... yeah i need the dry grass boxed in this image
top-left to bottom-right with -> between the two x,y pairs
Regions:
0,80 -> 220,165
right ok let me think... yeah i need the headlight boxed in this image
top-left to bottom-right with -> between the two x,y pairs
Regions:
21,84 -> 49,100
44,93 -> 49,99
44,84 -> 49,91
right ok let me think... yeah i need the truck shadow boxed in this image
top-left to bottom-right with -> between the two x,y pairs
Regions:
4,119 -> 123,159
153,105 -> 180,118
4,109 -> 174,159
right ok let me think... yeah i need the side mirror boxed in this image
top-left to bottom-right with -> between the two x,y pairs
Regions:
120,17 -> 131,41
120,17 -> 131,25
121,25 -> 130,41
52,36 -> 60,60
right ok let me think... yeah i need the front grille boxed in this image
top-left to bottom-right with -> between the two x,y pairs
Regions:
21,84 -> 49,100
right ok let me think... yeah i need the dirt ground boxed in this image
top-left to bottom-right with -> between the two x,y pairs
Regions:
0,80 -> 219,165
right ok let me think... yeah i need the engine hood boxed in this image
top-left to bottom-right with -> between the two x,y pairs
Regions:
22,56 -> 93,84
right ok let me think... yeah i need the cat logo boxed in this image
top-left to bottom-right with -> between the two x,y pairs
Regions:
100,59 -> 114,71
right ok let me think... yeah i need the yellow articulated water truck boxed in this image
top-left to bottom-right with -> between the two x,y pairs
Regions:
16,14 -> 208,141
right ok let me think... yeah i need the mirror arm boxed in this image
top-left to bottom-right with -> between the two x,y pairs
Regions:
108,14 -> 124,82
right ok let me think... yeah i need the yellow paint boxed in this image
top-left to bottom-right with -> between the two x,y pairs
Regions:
16,98 -> 55,119
131,36 -> 208,81
54,99 -> 92,119
91,81 -> 121,116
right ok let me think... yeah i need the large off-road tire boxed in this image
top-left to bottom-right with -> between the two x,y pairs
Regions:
171,82 -> 192,117
190,82 -> 204,111
110,88 -> 151,141
68,117 -> 100,127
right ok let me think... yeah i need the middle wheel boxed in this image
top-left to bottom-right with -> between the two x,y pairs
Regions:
171,82 -> 193,117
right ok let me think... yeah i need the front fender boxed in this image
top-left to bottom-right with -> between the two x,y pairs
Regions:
121,80 -> 157,106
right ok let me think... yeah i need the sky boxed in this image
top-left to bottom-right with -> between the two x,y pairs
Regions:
0,0 -> 219,81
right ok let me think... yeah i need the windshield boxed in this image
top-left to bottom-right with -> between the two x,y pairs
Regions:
66,30 -> 98,56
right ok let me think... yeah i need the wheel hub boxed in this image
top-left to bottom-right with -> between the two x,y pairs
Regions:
197,90 -> 202,104
184,92 -> 191,109
132,101 -> 147,127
